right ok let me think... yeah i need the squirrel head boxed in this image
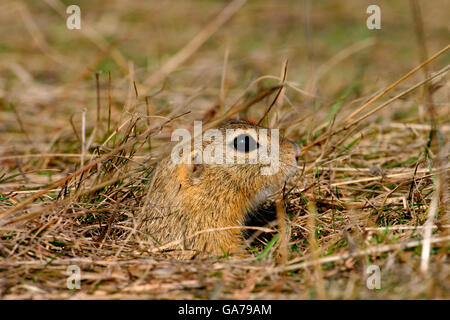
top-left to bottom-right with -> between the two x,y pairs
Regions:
174,120 -> 300,203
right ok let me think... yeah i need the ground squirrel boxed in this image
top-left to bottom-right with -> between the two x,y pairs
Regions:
138,120 -> 299,257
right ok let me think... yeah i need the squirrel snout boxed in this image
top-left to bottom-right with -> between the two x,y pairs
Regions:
285,138 -> 301,161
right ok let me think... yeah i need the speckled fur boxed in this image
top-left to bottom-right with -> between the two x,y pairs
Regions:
137,120 -> 299,257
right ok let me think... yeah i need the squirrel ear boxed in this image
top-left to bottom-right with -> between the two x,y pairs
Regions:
176,151 -> 204,186
177,162 -> 204,186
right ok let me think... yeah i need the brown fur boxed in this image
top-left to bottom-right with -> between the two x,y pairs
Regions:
137,120 -> 299,257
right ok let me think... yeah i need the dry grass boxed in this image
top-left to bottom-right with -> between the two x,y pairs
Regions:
0,0 -> 449,299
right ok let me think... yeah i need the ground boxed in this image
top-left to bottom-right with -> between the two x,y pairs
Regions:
0,0 -> 449,299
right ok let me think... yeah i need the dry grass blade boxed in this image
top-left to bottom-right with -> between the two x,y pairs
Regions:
277,235 -> 450,272
342,44 -> 449,123
258,59 -> 288,125
300,62 -> 449,156
0,112 -> 189,221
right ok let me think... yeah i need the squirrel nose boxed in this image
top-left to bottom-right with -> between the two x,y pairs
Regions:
287,139 -> 301,161
295,145 -> 301,161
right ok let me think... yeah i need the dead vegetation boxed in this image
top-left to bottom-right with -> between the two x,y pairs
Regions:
0,0 -> 449,299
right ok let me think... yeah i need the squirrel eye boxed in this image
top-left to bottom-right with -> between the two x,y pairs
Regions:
233,134 -> 259,153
